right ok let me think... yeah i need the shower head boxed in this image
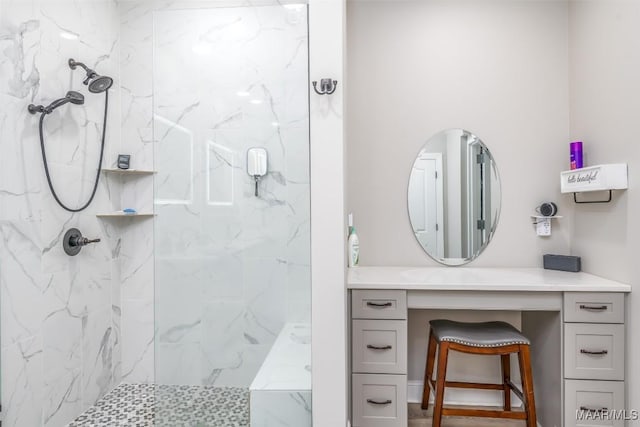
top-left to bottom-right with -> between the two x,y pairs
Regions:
69,58 -> 113,93
88,75 -> 113,93
28,91 -> 85,115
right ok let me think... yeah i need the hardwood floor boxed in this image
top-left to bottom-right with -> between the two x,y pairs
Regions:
408,404 -> 526,427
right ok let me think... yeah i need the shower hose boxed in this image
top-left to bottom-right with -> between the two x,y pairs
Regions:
38,91 -> 108,212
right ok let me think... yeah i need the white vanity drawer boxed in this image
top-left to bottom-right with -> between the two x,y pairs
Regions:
564,324 -> 624,381
352,374 -> 407,427
352,290 -> 407,320
564,293 -> 624,324
564,380 -> 625,427
352,319 -> 407,374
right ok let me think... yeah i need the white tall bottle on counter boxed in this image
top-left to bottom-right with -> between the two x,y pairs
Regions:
347,213 -> 360,267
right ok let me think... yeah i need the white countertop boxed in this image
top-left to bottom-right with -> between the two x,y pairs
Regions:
347,267 -> 631,293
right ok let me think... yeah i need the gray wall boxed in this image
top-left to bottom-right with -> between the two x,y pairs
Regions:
346,0 -> 571,269
347,0 -> 571,392
568,0 -> 640,421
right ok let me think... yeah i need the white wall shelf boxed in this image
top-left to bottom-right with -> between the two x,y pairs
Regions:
561,163 -> 628,204
531,215 -> 563,219
102,168 -> 156,175
96,212 -> 155,218
560,164 -> 628,193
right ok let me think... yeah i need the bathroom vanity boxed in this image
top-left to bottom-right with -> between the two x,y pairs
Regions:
347,267 -> 631,427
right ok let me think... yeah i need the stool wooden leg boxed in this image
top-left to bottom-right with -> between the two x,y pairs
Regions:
500,354 -> 511,411
421,329 -> 438,410
432,342 -> 450,427
518,345 -> 537,427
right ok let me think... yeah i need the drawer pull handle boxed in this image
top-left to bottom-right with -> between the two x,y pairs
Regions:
579,406 -> 608,414
367,399 -> 393,405
367,344 -> 393,350
580,349 -> 608,356
366,301 -> 393,308
579,304 -> 608,311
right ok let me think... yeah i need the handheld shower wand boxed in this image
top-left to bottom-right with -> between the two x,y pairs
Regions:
28,91 -> 85,115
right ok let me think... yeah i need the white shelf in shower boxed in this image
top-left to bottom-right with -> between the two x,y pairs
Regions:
96,212 -> 155,218
102,168 -> 156,175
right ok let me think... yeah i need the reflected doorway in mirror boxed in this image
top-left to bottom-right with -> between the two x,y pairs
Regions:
408,153 -> 444,258
407,129 -> 501,266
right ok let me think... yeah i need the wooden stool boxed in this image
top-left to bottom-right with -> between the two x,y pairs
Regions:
421,319 -> 537,427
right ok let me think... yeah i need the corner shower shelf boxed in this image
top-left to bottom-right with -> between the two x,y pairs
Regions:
560,163 -> 628,204
96,212 -> 155,218
102,168 -> 156,175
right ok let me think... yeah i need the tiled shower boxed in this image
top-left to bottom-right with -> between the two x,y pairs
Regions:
0,1 -> 311,426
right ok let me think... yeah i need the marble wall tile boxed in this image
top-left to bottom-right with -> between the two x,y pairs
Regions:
250,390 -> 312,427
153,204 -> 206,258
43,367 -> 82,427
42,309 -> 82,379
201,254 -> 243,300
81,306 -> 117,409
200,300 -> 245,384
156,342 -> 203,385
111,263 -> 123,384
286,264 -> 311,323
1,0 -> 122,425
1,335 -> 44,427
0,95 -> 43,222
243,257 -> 287,343
155,259 -> 202,344
119,220 -> 154,301
42,310 -> 82,426
0,221 -> 46,345
121,298 -> 154,383
211,344 -> 272,388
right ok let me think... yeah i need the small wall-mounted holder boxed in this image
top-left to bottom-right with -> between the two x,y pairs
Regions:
117,154 -> 130,170
247,147 -> 268,197
312,79 -> 338,95
531,215 -> 562,237
560,163 -> 628,204
63,228 -> 101,256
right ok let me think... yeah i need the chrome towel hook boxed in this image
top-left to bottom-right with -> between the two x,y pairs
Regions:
312,79 -> 338,95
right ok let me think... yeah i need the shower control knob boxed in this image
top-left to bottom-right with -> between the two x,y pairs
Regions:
63,228 -> 101,256
73,236 -> 101,246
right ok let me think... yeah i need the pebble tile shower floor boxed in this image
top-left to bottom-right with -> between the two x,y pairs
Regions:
68,383 -> 249,426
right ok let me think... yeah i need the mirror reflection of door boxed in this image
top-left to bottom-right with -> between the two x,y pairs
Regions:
466,137 -> 492,258
408,129 -> 501,266
408,153 -> 444,258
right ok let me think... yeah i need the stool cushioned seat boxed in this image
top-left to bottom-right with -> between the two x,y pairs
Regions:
429,319 -> 530,348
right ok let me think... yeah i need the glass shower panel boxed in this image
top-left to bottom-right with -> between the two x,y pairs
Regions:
153,4 -> 310,425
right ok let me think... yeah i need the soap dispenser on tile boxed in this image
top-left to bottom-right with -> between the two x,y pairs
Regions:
348,213 -> 360,267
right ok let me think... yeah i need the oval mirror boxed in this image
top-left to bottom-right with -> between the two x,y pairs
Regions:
408,129 -> 501,266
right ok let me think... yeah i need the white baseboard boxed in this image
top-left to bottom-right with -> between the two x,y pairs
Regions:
407,380 -> 524,408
